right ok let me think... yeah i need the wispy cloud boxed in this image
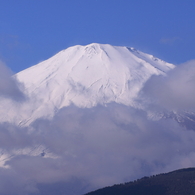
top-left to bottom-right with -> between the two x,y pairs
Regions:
0,34 -> 19,50
160,37 -> 181,45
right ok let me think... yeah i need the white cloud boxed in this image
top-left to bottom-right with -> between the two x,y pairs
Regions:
0,60 -> 195,194
0,104 -> 195,195
141,60 -> 195,111
0,61 -> 25,101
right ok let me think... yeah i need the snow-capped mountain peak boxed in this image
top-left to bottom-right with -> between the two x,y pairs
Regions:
1,43 -> 175,125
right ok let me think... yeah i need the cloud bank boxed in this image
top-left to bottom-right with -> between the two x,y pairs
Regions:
0,104 -> 195,195
0,61 -> 195,195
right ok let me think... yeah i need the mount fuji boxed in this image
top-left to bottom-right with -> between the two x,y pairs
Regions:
1,43 -> 195,195
0,43 -> 174,126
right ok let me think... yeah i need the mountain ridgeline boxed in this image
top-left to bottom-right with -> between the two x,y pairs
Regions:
2,43 -> 195,130
0,43 -> 175,126
84,168 -> 195,195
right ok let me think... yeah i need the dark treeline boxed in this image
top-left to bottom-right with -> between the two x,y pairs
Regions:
84,168 -> 195,195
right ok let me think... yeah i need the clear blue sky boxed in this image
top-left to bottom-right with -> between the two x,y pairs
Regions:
0,0 -> 195,72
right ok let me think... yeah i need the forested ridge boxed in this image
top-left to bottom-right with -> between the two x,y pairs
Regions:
84,168 -> 195,195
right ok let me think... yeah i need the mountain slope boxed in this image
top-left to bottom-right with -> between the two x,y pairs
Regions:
0,43 -> 174,125
1,44 -> 195,195
84,168 -> 195,195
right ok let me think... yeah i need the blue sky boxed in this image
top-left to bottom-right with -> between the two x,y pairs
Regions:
0,0 -> 195,72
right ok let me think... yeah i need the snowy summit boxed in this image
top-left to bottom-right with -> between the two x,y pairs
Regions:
1,43 -> 174,125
